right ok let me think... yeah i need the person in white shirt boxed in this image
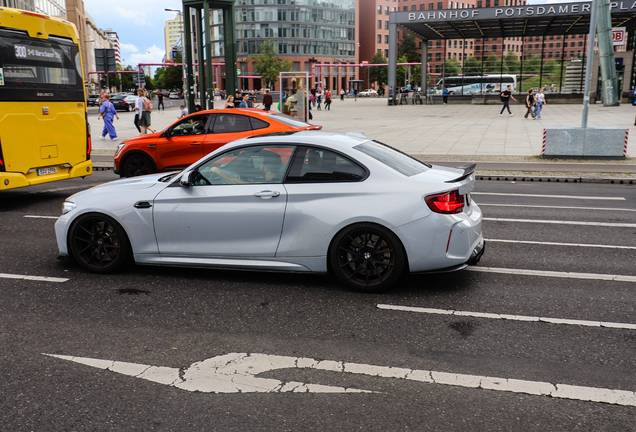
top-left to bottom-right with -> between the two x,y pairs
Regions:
179,105 -> 189,118
135,89 -> 147,135
534,88 -> 546,119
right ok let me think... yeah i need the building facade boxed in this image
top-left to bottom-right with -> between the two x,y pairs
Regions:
34,0 -> 65,18
165,15 -> 184,61
104,28 -> 121,66
0,0 -> 35,10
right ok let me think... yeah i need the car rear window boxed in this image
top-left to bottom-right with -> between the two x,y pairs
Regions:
354,140 -> 431,177
268,113 -> 311,128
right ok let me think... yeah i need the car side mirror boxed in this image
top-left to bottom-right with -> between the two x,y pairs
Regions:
180,170 -> 195,187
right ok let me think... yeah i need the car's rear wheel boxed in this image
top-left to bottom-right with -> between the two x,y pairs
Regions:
330,223 -> 405,293
68,213 -> 132,273
122,153 -> 155,177
125,104 -> 131,112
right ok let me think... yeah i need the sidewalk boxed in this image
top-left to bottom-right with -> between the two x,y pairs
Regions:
90,98 -> 636,179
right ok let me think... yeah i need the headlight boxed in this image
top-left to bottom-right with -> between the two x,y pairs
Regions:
62,201 -> 76,215
115,143 -> 125,154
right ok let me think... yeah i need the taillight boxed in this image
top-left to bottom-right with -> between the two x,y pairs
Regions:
425,189 -> 464,214
0,141 -> 5,172
85,114 -> 92,160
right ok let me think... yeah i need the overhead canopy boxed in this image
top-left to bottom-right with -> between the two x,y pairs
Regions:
392,1 -> 636,40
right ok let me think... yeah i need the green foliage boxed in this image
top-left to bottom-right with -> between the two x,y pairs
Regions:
441,58 -> 461,77
483,53 -> 502,73
398,34 -> 420,63
503,50 -> 520,74
249,40 -> 292,89
154,53 -> 183,91
368,51 -> 388,88
462,55 -> 482,76
396,55 -> 408,86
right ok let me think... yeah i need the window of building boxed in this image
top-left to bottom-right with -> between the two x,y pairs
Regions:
378,20 -> 382,29
377,5 -> 382,14
477,0 -> 482,6
427,53 -> 432,61
556,42 -> 560,48
454,40 -> 457,48
385,35 -> 389,44
437,1 -> 443,9
378,34 -> 382,43
385,49 -> 389,57
578,41 -> 583,47
436,65 -> 441,73
548,52 -> 553,58
429,2 -> 434,8
412,5 -> 416,10
385,21 -> 389,29
385,6 -> 389,14
436,52 -> 441,60
436,40 -> 441,47
403,6 -> 408,10
421,3 -> 425,9
470,41 -> 473,49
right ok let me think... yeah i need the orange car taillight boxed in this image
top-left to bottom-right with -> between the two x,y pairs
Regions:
425,189 -> 464,214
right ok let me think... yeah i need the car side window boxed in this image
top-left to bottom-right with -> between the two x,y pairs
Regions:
249,117 -> 270,131
286,147 -> 367,183
212,114 -> 251,134
170,114 -> 210,136
192,145 -> 296,186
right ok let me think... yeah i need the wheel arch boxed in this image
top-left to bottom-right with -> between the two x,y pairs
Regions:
325,221 -> 410,276
120,150 -> 158,174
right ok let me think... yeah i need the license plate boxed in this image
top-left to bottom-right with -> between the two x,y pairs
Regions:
37,167 -> 57,176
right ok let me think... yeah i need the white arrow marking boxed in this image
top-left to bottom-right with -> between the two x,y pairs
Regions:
42,352 -> 636,406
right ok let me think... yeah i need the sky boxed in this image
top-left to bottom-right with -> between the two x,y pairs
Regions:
83,0 -> 183,67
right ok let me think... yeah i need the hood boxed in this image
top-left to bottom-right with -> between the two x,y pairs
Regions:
66,172 -> 172,201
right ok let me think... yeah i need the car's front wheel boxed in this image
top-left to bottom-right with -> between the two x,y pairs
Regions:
330,223 -> 405,293
126,104 -> 131,112
122,153 -> 155,177
68,213 -> 132,273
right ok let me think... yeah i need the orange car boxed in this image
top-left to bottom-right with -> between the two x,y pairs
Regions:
113,108 -> 322,177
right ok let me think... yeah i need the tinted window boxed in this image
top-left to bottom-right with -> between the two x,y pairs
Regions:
287,147 -> 366,183
269,113 -> 311,128
250,117 -> 270,130
212,114 -> 251,133
354,141 -> 430,177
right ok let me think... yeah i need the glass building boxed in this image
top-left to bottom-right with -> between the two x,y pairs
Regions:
208,0 -> 357,91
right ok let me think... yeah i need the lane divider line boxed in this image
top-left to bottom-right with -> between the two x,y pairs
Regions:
486,239 -> 636,250
465,266 -> 636,283
484,217 -> 636,228
0,273 -> 68,283
377,304 -> 636,330
24,215 -> 59,219
478,203 -> 636,212
472,192 -> 625,201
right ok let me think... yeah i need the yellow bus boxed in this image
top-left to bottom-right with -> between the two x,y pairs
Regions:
0,7 -> 91,191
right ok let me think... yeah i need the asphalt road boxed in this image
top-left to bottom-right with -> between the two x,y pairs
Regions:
2,172 -> 636,431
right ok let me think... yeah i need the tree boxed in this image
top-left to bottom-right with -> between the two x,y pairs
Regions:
153,53 -> 183,91
367,51 -> 387,90
398,34 -> 420,63
249,40 -> 292,90
483,53 -> 501,73
441,58 -> 461,78
396,55 -> 408,87
462,55 -> 482,76
503,50 -> 520,75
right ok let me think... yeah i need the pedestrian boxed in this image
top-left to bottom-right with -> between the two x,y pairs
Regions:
195,104 -> 203,112
311,88 -> 317,108
224,96 -> 235,109
97,94 -> 119,140
354,88 -> 358,101
98,89 -> 108,106
524,89 -> 537,120
234,91 -> 242,108
157,92 -> 165,111
239,94 -> 249,108
340,89 -> 345,101
316,90 -> 322,110
499,85 -> 516,117
443,86 -> 449,105
262,89 -> 273,111
535,88 -> 546,120
143,90 -> 156,133
324,89 -> 332,110
135,88 -> 147,134
178,104 -> 188,118
308,96 -> 313,121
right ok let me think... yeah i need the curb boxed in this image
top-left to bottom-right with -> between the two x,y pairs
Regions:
476,174 -> 635,185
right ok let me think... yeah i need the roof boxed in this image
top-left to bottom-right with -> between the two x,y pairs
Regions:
392,2 -> 636,40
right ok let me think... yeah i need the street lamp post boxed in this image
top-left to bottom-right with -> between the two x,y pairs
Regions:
165,8 -> 187,98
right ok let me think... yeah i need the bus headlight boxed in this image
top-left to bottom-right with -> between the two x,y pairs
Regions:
62,201 -> 76,215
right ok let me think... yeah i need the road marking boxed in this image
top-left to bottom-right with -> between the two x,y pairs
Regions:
466,266 -> 636,282
472,192 -> 625,201
0,273 -> 68,283
44,352 -> 636,406
479,203 -> 636,212
377,304 -> 636,330
487,239 -> 636,250
484,218 -> 636,228
24,215 -> 59,219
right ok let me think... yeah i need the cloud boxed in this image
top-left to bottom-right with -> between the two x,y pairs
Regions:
114,7 -> 151,26
126,45 -> 166,66
120,43 -> 139,54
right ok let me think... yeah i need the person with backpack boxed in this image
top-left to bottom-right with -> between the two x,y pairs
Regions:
524,89 -> 537,120
135,89 -> 147,134
143,90 -> 156,133
499,85 -> 516,117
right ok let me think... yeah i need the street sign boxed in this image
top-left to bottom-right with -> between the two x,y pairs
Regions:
94,49 -> 116,72
612,27 -> 626,46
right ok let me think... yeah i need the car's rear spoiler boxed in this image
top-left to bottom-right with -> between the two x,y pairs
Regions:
445,163 -> 476,183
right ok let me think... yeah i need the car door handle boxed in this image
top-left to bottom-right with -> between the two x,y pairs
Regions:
189,142 -> 201,146
253,190 -> 280,199
134,201 -> 152,209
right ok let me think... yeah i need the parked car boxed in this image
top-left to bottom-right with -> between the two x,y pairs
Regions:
168,92 -> 180,99
113,108 -> 322,178
108,94 -> 136,112
359,89 -> 378,97
87,94 -> 100,106
56,131 -> 484,292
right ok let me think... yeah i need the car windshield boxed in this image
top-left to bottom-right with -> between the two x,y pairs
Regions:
354,140 -> 432,176
269,113 -> 311,128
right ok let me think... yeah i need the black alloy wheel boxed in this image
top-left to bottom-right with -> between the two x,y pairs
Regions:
330,223 -> 405,293
125,104 -> 131,112
122,153 -> 155,177
69,213 -> 131,273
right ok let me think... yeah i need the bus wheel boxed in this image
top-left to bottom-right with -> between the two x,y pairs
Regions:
69,213 -> 132,273
122,154 -> 155,177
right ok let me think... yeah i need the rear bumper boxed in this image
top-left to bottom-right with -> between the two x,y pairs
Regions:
466,238 -> 485,266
